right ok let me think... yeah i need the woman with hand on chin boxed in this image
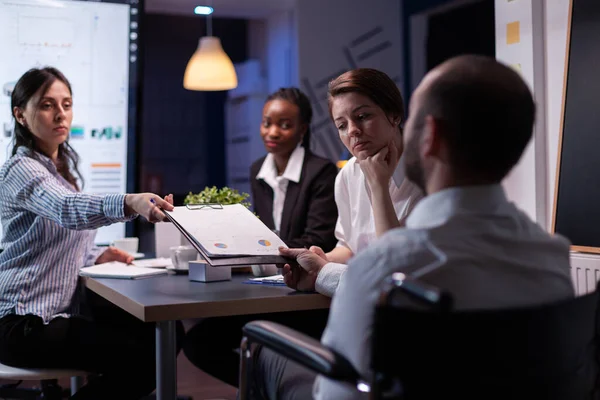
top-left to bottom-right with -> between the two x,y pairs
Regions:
0,67 -> 177,400
280,68 -> 424,296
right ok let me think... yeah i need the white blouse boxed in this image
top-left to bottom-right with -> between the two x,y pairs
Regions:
314,156 -> 424,297
334,156 -> 423,254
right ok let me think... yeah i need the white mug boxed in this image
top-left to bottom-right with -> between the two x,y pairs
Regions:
170,245 -> 198,270
112,237 -> 139,254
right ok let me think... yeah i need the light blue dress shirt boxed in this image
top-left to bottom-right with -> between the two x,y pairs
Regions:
314,184 -> 574,399
0,147 -> 133,323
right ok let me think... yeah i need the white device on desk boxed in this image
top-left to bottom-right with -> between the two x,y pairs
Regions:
188,260 -> 232,282
169,245 -> 231,281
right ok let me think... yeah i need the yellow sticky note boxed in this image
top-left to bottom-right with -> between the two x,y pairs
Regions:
506,21 -> 520,44
511,63 -> 522,73
336,160 -> 348,169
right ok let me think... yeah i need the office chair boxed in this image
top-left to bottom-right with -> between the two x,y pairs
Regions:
0,364 -> 85,399
240,273 -> 600,400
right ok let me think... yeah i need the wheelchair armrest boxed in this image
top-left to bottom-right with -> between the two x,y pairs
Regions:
383,272 -> 453,311
242,320 -> 360,385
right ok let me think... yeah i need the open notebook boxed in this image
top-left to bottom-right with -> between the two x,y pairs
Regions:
80,261 -> 168,279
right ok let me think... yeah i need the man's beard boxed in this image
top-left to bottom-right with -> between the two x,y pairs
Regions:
404,134 -> 426,193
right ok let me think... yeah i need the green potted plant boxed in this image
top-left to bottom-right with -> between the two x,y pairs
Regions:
184,186 -> 251,209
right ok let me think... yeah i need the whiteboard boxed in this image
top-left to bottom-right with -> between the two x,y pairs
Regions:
0,0 -> 139,245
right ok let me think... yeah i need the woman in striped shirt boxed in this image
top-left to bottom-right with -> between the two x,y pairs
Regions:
0,67 -> 174,399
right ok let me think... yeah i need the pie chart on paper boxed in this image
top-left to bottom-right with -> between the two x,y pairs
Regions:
258,240 -> 271,247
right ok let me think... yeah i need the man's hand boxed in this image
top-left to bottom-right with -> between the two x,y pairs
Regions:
124,193 -> 174,223
279,246 -> 329,292
95,247 -> 134,265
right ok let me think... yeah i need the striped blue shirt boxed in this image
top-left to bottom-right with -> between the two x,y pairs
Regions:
0,147 -> 133,323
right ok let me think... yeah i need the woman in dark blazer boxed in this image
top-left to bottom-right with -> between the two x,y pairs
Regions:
183,88 -> 337,387
250,87 -> 338,251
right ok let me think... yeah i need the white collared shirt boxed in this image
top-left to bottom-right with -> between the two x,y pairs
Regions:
315,156 -> 424,296
313,184 -> 575,399
256,145 -> 305,232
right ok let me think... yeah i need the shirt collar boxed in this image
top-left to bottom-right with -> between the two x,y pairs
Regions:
256,145 -> 305,183
17,146 -> 57,174
406,184 -> 509,229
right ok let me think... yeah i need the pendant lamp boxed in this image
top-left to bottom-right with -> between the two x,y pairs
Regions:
183,6 -> 238,91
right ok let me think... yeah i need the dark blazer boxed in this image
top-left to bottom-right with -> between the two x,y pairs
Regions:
250,150 -> 339,252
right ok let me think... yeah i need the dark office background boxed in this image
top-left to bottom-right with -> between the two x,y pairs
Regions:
132,0 -> 494,253
427,0 -> 495,70
136,14 -> 248,251
402,0 -> 495,102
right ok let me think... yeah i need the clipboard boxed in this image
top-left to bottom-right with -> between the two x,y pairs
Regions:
163,204 -> 289,267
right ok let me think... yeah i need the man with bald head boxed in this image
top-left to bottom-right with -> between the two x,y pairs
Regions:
247,55 -> 574,400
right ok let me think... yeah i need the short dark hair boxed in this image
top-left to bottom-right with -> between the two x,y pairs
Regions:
420,55 -> 535,182
328,68 -> 405,131
265,87 -> 313,148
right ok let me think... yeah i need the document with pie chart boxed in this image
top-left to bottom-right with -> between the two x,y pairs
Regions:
164,204 -> 289,266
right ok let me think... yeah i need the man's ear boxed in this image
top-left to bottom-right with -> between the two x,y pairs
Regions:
13,107 -> 27,128
421,115 -> 442,158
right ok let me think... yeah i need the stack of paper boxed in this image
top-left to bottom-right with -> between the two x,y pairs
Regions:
80,262 -> 168,279
131,257 -> 173,268
243,274 -> 286,286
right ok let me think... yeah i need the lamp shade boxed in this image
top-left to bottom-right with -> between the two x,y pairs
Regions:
183,36 -> 238,91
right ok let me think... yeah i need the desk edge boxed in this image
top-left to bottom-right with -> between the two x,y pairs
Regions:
85,277 -> 147,320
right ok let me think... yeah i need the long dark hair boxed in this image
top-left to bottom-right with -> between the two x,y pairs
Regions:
265,87 -> 312,148
11,67 -> 83,190
328,68 -> 405,134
